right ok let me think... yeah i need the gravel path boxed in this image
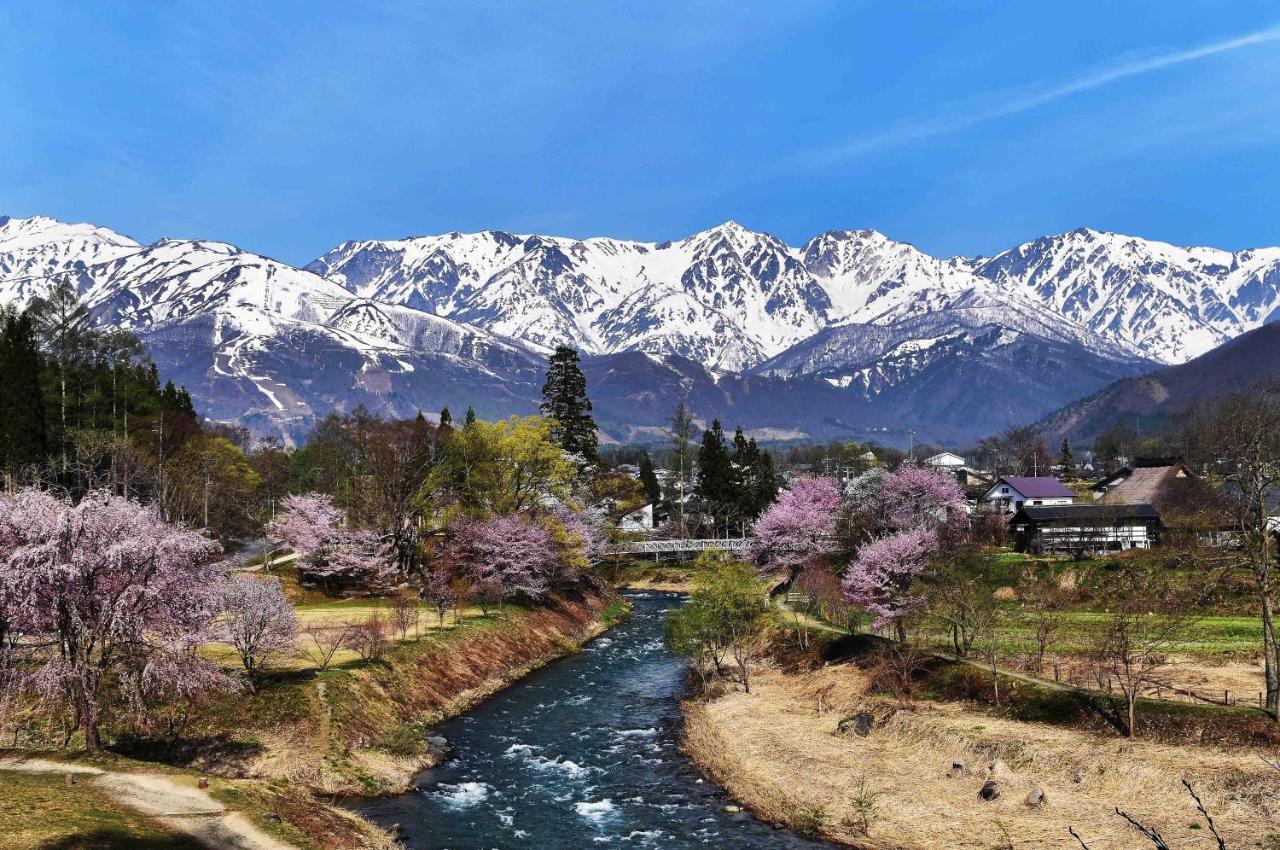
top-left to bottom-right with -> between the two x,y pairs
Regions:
0,756 -> 297,850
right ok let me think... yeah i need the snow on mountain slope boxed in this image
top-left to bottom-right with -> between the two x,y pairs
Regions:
314,220 -> 1280,370
0,216 -> 545,441
5,213 -> 1278,444
965,227 -> 1280,363
0,214 -> 141,303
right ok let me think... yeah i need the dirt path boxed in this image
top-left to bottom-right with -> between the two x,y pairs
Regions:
0,756 -> 297,850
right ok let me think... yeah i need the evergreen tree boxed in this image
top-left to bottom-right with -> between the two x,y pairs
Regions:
0,309 -> 47,465
695,419 -> 733,531
638,453 -> 661,506
1059,438 -> 1076,479
465,405 -> 477,427
539,346 -> 598,465
439,406 -> 452,427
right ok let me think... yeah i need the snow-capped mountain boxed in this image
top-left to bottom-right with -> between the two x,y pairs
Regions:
964,227 -> 1280,363
2,213 -> 1276,444
0,216 -> 545,442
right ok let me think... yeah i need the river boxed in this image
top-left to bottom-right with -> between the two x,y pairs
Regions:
358,592 -> 828,849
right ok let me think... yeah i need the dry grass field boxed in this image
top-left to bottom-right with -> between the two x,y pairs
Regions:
684,662 -> 1280,849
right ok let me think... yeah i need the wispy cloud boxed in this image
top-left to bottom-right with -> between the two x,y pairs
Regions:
799,23 -> 1280,167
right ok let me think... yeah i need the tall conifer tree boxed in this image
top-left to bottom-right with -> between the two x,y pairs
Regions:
540,346 -> 598,465
638,453 -> 661,506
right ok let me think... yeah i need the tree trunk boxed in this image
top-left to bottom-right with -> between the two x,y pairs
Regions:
1262,588 -> 1280,719
1126,692 -> 1137,738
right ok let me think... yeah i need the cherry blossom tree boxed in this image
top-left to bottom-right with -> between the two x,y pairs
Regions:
268,493 -> 344,557
220,575 -> 298,688
843,527 -> 938,641
880,464 -> 966,532
269,493 -> 394,591
554,505 -> 606,575
442,513 -> 562,601
748,477 -> 842,578
0,489 -> 235,751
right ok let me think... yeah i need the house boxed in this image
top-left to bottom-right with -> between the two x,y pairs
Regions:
619,503 -> 656,533
981,476 -> 1075,513
1093,460 -> 1192,504
924,451 -> 966,469
1010,503 -> 1162,555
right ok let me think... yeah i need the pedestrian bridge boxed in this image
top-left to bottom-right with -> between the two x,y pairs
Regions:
604,537 -> 754,556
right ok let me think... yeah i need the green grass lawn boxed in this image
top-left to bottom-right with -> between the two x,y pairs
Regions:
0,770 -> 188,850
917,610 -> 1262,656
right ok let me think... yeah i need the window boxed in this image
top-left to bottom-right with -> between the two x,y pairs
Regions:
1000,487 -> 1009,494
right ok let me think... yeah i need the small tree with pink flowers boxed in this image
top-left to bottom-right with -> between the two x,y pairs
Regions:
748,477 -> 842,579
880,464 -> 966,534
0,489 -> 235,751
220,575 -> 298,689
843,526 -> 938,642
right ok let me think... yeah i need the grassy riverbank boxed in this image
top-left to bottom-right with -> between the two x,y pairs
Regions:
6,583 -> 622,849
681,633 -> 1280,849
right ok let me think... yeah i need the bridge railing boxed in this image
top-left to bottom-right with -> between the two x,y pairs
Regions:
604,538 -> 754,555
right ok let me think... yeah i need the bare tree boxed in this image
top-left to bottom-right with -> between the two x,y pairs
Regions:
1086,564 -> 1195,736
1188,381 -> 1280,719
298,622 -> 359,672
388,590 -> 419,641
350,612 -> 389,662
668,399 -> 695,534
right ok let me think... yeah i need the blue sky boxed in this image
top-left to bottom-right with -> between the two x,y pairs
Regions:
2,1 -> 1279,264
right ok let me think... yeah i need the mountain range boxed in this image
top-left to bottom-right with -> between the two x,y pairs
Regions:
1,213 -> 1277,446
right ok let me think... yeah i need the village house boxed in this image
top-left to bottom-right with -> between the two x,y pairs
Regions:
1092,459 -> 1192,503
1009,503 -> 1162,555
981,476 -> 1075,513
923,451 -> 966,469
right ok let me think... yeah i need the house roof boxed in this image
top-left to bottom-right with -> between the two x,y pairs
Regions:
1098,465 -> 1188,505
1011,503 -> 1161,523
925,452 -> 965,463
995,476 -> 1075,499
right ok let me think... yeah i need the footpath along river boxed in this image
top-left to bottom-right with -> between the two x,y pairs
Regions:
359,592 -> 828,849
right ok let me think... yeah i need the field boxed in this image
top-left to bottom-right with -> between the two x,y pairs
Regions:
683,659 -> 1280,849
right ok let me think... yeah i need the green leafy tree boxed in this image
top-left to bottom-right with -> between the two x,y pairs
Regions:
664,550 -> 771,692
429,415 -> 575,516
540,346 -> 598,466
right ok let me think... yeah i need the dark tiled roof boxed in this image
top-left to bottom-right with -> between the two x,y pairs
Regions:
1011,503 -> 1161,523
998,476 -> 1075,499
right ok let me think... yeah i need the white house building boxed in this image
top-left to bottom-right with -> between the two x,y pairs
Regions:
981,476 -> 1075,513
924,451 -> 966,469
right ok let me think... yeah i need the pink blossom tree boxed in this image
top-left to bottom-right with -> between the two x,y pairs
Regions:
842,526 -> 938,641
269,493 -> 394,591
220,575 -> 298,688
442,513 -> 562,601
0,489 -> 236,751
881,464 -> 966,532
268,493 -> 344,557
748,477 -> 842,578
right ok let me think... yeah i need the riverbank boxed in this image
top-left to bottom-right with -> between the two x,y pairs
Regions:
7,584 -> 622,849
357,591 -> 828,849
191,585 -> 619,794
681,653 -> 1279,848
